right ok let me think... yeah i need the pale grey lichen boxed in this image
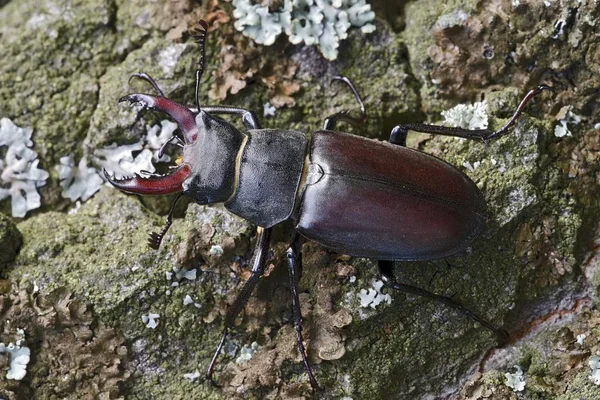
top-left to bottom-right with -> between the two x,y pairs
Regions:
232,0 -> 376,60
56,154 -> 104,202
235,342 -> 259,365
359,279 -> 392,309
554,106 -> 581,138
93,142 -> 154,178
183,370 -> 201,382
441,101 -> 489,130
0,342 -> 31,381
93,119 -> 176,178
146,120 -> 178,163
0,118 -> 49,218
505,365 -> 526,392
142,313 -> 160,329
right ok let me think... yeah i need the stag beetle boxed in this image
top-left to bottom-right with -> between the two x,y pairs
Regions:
104,20 -> 552,389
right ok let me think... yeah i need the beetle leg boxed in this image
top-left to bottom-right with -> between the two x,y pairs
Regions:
286,232 -> 319,390
128,72 -> 165,97
119,94 -> 198,143
206,227 -> 272,386
377,260 -> 509,344
323,76 -> 367,131
147,193 -> 184,250
389,85 -> 552,144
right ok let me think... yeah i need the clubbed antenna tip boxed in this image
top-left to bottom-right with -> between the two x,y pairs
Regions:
191,20 -> 209,111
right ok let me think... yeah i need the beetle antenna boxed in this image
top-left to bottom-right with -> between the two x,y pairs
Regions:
148,193 -> 184,250
191,20 -> 209,112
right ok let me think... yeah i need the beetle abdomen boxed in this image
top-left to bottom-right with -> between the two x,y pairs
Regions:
296,131 -> 487,261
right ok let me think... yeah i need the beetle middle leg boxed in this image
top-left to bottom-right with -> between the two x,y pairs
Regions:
206,226 -> 273,385
390,85 -> 552,144
377,260 -> 509,343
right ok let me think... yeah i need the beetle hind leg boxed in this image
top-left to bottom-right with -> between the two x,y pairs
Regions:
378,260 -> 509,344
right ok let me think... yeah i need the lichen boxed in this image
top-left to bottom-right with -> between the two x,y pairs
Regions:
0,119 -> 49,218
0,281 -> 129,399
231,0 -> 375,60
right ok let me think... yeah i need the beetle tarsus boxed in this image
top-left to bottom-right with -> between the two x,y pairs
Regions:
377,260 -> 508,344
206,327 -> 228,388
323,76 -> 367,131
146,193 -> 183,249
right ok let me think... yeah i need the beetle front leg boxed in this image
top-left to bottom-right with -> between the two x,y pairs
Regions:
128,72 -> 165,97
201,106 -> 260,131
206,226 -> 272,386
377,260 -> 509,344
285,232 -> 319,390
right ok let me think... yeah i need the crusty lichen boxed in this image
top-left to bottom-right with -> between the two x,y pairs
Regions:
0,281 -> 129,399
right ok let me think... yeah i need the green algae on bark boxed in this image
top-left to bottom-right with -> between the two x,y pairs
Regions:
0,214 -> 22,271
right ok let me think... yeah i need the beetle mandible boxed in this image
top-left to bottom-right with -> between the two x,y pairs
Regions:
103,20 -> 552,389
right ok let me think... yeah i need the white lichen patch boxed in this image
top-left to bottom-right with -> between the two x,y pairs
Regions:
209,245 -> 224,256
94,119 -> 176,179
56,154 -> 104,202
263,102 -> 276,117
554,106 -> 582,138
232,0 -> 376,60
0,342 -> 31,381
142,313 -> 160,329
576,333 -> 586,345
183,294 -> 202,308
183,370 -> 201,382
174,267 -> 197,281
359,279 -> 392,309
0,118 -> 49,217
146,120 -> 178,162
441,101 -> 489,130
94,141 -> 154,177
496,185 -> 537,226
505,365 -> 526,392
235,342 -> 259,365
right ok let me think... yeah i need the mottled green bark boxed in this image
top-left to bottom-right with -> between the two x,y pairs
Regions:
0,0 -> 598,399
